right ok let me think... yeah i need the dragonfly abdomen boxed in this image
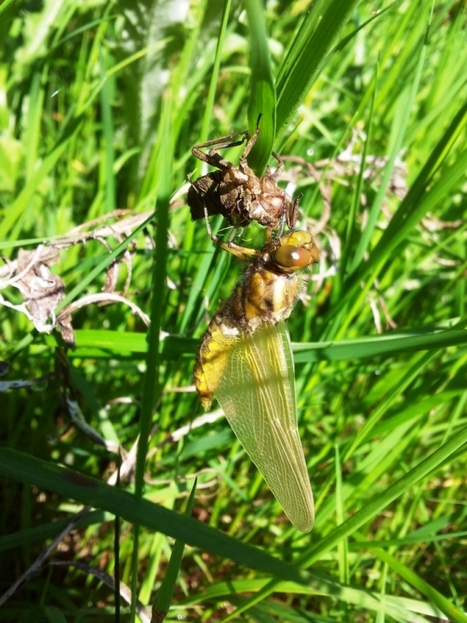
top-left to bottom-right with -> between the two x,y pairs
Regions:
194,307 -> 239,410
194,266 -> 299,410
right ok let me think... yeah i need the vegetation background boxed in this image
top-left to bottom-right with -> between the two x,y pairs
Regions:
1,0 -> 467,621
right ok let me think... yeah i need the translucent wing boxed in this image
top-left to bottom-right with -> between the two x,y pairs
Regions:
216,321 -> 314,532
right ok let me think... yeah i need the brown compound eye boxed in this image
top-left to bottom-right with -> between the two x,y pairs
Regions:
273,245 -> 315,271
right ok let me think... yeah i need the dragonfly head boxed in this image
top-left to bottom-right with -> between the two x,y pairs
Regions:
271,231 -> 319,274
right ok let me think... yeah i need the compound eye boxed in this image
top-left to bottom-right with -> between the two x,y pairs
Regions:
274,245 -> 313,270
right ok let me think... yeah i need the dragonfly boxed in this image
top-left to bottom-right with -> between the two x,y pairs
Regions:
194,229 -> 319,532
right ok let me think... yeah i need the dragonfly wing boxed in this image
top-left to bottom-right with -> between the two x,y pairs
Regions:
216,321 -> 314,532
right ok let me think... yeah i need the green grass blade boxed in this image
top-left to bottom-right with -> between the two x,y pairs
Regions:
0,115 -> 84,240
244,0 -> 276,173
0,448 -> 311,587
348,31 -> 426,275
276,0 -> 360,135
368,547 -> 467,623
293,325 -> 467,363
228,424 -> 467,620
152,480 -> 197,621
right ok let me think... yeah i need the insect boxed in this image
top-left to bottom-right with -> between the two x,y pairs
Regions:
187,126 -> 300,233
194,230 -> 319,532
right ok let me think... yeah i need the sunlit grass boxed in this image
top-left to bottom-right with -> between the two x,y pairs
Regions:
1,0 -> 467,621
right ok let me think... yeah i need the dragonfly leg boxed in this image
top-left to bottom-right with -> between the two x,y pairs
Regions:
227,226 -> 242,244
203,206 -> 259,260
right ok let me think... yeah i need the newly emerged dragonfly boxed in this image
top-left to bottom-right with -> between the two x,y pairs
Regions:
188,126 -> 300,232
194,230 -> 319,532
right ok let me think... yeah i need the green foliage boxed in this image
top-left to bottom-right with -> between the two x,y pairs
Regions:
1,0 -> 467,621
